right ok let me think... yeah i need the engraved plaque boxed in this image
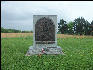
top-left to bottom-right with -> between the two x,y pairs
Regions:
35,17 -> 55,44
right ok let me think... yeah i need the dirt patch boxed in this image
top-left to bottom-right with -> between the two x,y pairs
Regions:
57,34 -> 93,38
1,33 -> 93,38
1,33 -> 33,38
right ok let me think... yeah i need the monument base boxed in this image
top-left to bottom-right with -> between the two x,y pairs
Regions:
26,46 -> 64,56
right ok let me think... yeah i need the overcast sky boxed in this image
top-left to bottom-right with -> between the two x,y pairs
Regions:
1,1 -> 93,31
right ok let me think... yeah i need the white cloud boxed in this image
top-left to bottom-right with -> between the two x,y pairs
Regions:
1,1 -> 93,31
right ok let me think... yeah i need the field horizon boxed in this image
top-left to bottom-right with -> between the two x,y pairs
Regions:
1,33 -> 93,38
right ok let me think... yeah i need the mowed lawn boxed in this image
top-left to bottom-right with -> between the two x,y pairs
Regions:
1,35 -> 93,70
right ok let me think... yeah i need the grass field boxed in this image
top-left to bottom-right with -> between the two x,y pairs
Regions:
1,35 -> 93,70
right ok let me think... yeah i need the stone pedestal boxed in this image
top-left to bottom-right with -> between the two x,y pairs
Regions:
26,46 -> 63,56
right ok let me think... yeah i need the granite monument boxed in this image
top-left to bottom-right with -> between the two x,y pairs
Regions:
26,15 -> 63,55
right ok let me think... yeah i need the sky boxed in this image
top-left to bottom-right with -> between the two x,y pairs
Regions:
1,1 -> 93,31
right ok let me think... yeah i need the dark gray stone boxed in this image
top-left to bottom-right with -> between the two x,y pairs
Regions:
35,17 -> 55,42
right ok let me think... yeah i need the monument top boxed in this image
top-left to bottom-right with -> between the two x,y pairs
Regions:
33,15 -> 57,45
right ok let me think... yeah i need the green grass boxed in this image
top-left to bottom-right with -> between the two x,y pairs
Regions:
1,36 -> 93,70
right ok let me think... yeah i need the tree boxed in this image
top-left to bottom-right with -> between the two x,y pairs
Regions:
58,19 -> 68,34
1,27 -> 33,33
73,17 -> 86,35
90,20 -> 93,35
84,20 -> 90,35
67,21 -> 74,34
91,20 -> 93,24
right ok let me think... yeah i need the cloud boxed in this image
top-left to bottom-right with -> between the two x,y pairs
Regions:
1,1 -> 93,31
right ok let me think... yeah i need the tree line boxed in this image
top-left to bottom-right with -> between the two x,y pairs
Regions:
1,17 -> 93,36
1,27 -> 33,33
58,17 -> 93,36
